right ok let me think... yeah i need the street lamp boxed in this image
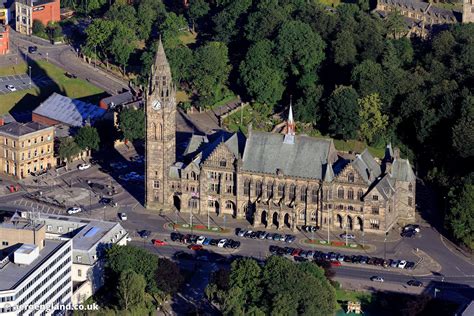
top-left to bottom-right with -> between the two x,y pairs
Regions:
76,48 -> 79,58
28,66 -> 31,87
46,52 -> 48,62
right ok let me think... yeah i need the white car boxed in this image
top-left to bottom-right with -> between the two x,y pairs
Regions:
125,236 -> 132,242
398,260 -> 407,269
217,239 -> 227,248
371,276 -> 384,282
119,213 -> 127,221
67,206 -> 82,214
196,236 -> 206,245
340,233 -> 355,240
78,163 -> 91,170
6,85 -> 17,92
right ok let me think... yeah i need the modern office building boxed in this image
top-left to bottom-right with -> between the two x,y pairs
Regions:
0,120 -> 55,179
0,217 -> 72,315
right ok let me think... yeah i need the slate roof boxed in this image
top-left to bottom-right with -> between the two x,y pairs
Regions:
0,121 -> 52,138
378,0 -> 461,22
183,134 -> 208,157
193,130 -> 245,166
374,174 -> 396,200
100,91 -> 135,109
351,149 -> 382,184
323,162 -> 335,182
242,131 -> 334,179
33,93 -> 106,127
391,158 -> 416,182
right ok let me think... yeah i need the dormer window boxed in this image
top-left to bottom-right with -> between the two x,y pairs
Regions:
219,160 -> 227,167
348,173 -> 354,183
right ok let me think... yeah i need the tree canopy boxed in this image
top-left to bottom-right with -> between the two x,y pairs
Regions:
118,108 -> 145,142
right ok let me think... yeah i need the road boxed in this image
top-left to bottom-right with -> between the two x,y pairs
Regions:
0,29 -> 128,95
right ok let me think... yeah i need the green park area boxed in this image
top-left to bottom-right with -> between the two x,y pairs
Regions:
0,61 -> 105,115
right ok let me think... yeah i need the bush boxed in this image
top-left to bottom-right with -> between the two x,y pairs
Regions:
32,20 -> 45,35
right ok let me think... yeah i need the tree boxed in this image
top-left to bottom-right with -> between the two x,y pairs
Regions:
160,12 -> 188,48
332,30 -> 357,67
326,86 -> 360,140
117,270 -> 146,311
75,126 -> 100,151
106,245 -> 158,293
212,0 -> 252,43
351,60 -> 385,102
84,19 -> 115,61
226,258 -> 262,313
32,20 -> 45,35
118,108 -> 145,142
275,20 -> 326,76
58,137 -> 80,166
447,183 -> 474,247
110,23 -> 137,74
155,258 -> 184,296
239,40 -> 285,105
188,0 -> 210,30
358,93 -> 388,143
167,45 -> 194,84
136,0 -> 165,40
452,97 -> 474,159
244,1 -> 291,42
385,10 -> 407,39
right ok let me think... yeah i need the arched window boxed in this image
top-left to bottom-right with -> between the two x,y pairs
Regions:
289,184 -> 296,200
219,159 -> 227,167
190,171 -> 196,180
226,201 -> 233,209
244,179 -> 250,195
311,187 -> 318,203
278,184 -> 285,197
300,186 -> 307,202
357,190 -> 364,201
256,181 -> 262,197
338,188 -> 344,199
408,183 -> 413,192
347,189 -> 354,200
188,199 -> 198,209
348,173 -> 354,183
338,204 -> 344,210
266,182 -> 273,198
348,205 -> 354,211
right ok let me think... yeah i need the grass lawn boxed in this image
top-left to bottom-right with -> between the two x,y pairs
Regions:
0,60 -> 105,115
335,288 -> 373,310
179,31 -> 197,45
317,0 -> 341,7
176,90 -> 190,103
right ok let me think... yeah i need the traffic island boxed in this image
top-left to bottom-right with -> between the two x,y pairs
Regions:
303,238 -> 372,251
166,222 -> 231,234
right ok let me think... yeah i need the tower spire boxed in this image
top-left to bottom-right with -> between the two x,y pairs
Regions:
283,97 -> 296,144
150,36 -> 171,94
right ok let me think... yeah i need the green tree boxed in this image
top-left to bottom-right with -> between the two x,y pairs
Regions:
452,97 -> 474,158
106,245 -> 158,293
385,10 -> 407,39
106,4 -> 137,30
75,126 -> 100,151
447,183 -> 474,247
239,40 -> 285,105
155,258 -> 184,296
118,108 -> 145,141
110,23 -> 137,74
84,19 -> 115,61
117,270 -> 146,311
212,0 -> 252,43
190,42 -> 231,106
137,0 -> 165,40
58,137 -> 80,166
332,30 -> 357,67
351,60 -> 386,103
244,1 -> 291,42
358,93 -> 388,143
160,12 -> 188,48
167,45 -> 194,84
326,86 -> 360,140
275,20 -> 326,76
32,20 -> 45,36
188,0 -> 210,30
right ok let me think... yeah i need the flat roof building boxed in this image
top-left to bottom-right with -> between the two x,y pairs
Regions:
15,0 -> 60,35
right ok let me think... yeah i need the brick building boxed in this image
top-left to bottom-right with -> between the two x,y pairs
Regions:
0,120 -> 55,179
0,6 -> 9,55
15,0 -> 60,35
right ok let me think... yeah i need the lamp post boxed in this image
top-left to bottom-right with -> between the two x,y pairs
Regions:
28,66 -> 31,87
46,52 -> 48,62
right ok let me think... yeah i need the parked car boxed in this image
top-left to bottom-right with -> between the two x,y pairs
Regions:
203,238 -> 211,246
140,230 -> 152,238
401,230 -> 416,238
266,233 -> 275,240
403,224 -> 420,233
153,239 -> 166,246
188,244 -> 203,251
28,46 -> 38,53
196,236 -> 206,245
230,240 -> 241,249
390,260 -> 399,268
237,229 -> 246,237
370,276 -> 384,282
285,235 -> 296,243
217,239 -> 227,248
170,232 -> 182,242
331,261 -> 342,267
405,261 -> 415,269
6,84 -> 17,92
78,163 -> 91,170
210,239 -> 219,246
340,233 -> 355,239
273,234 -> 282,241
67,206 -> 82,214
407,280 -> 423,287
119,213 -> 127,221
398,260 -> 407,269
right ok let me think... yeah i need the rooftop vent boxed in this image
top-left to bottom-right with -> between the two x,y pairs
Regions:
14,244 -> 39,265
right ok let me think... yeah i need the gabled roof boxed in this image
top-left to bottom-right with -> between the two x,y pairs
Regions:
351,149 -> 382,184
189,130 -> 245,166
183,134 -> 208,157
373,174 -> 396,200
242,131 -> 334,179
391,159 -> 416,182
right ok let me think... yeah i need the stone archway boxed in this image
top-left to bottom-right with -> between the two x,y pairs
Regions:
272,212 -> 279,228
356,217 -> 363,231
347,216 -> 353,230
244,202 -> 254,224
284,213 -> 291,229
173,195 -> 181,211
261,210 -> 268,227
337,214 -> 343,229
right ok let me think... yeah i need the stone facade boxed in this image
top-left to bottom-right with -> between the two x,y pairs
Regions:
145,40 -> 416,234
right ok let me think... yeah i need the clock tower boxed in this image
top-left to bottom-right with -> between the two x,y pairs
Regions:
145,38 -> 176,210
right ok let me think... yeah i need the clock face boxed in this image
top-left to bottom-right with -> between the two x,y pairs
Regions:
152,100 -> 161,110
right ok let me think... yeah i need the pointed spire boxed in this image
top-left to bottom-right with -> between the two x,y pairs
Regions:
150,36 -> 173,95
324,162 -> 334,183
283,97 -> 295,144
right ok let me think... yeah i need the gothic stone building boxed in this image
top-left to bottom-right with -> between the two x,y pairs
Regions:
145,39 -> 416,234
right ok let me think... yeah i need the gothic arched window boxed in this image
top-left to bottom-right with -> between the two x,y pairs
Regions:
337,187 -> 344,199
348,173 -> 355,183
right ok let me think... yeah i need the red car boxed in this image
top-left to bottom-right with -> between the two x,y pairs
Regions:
291,248 -> 302,256
153,239 -> 167,246
188,244 -> 203,251
331,261 -> 342,267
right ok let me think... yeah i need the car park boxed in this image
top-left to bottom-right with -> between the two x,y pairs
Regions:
153,239 -> 166,246
407,280 -> 423,287
370,276 -> 384,282
78,163 -> 91,170
67,206 -> 82,214
6,85 -> 17,92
